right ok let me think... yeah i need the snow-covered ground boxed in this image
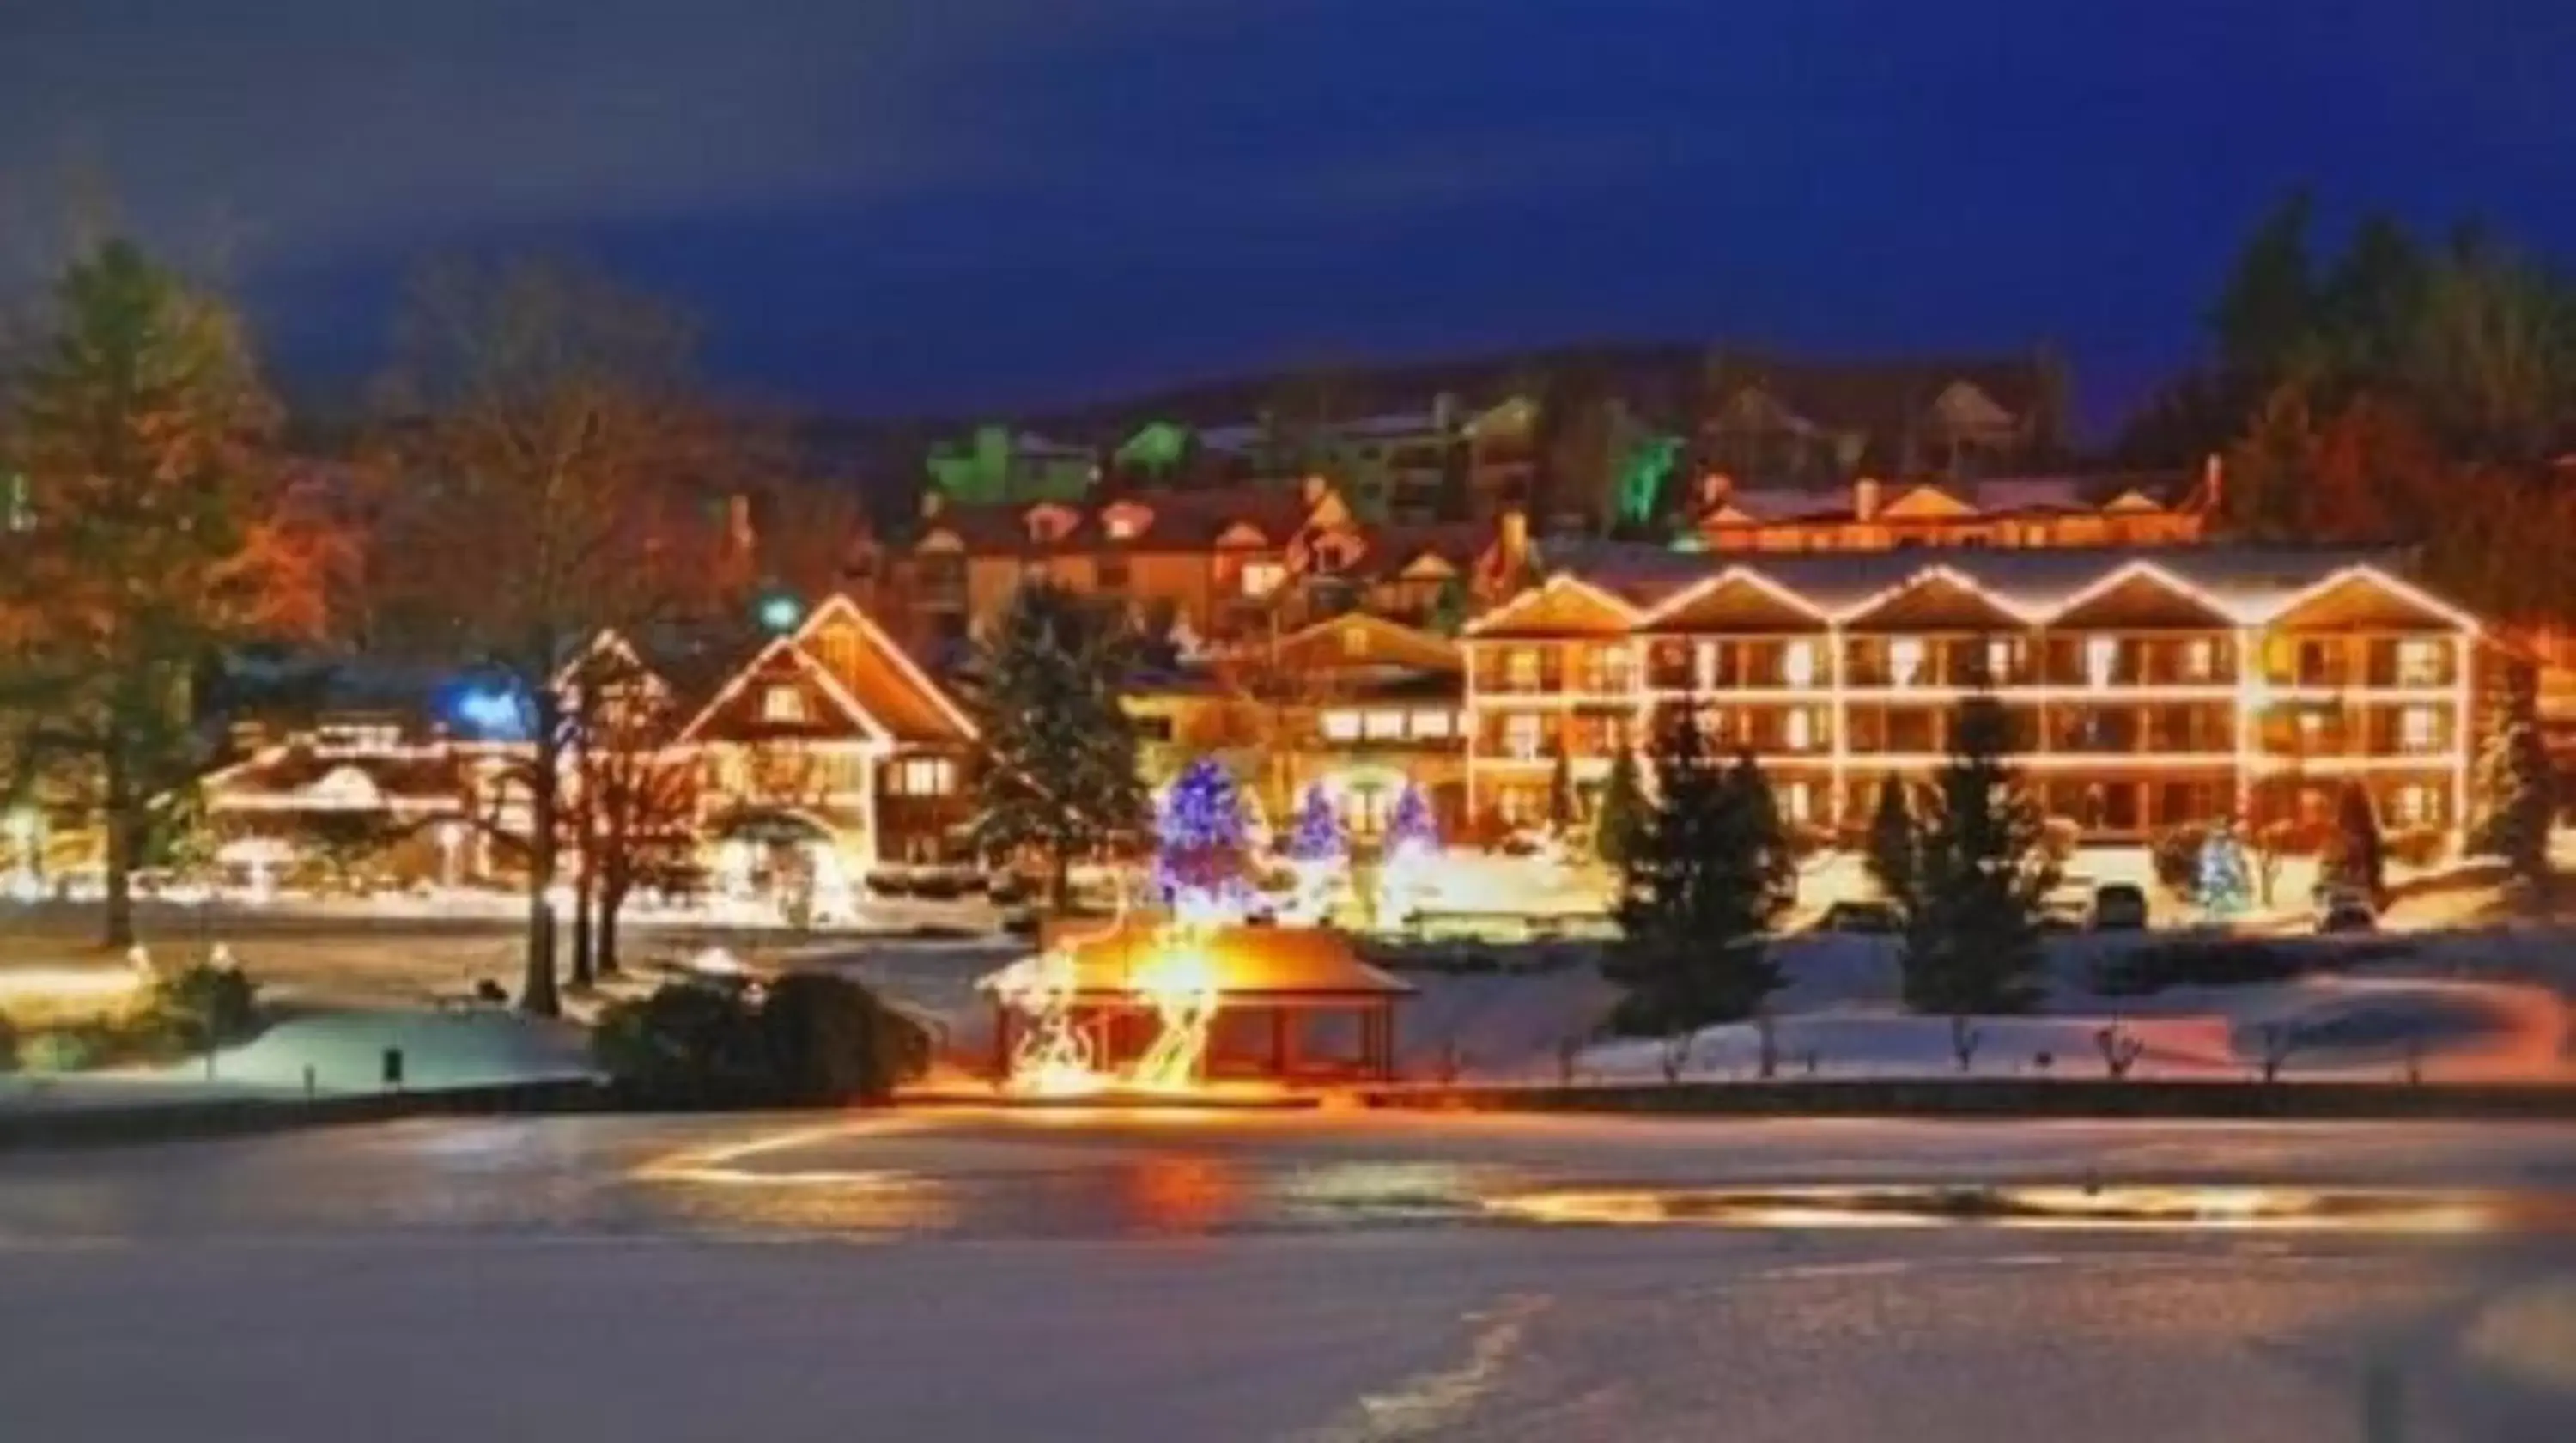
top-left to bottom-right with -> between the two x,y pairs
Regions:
8,839 -> 2576,1104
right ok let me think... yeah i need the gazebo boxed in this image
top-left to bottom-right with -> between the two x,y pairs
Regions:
988,922 -> 1413,1087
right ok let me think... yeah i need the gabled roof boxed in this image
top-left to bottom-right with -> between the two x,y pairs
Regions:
992,922 -> 1413,1001
2262,566 -> 2479,635
918,484 -> 1324,556
1838,566 -> 2036,632
2046,561 -> 2236,631
678,638 -> 891,746
1273,612 -> 1461,674
1638,567 -> 1832,634
1879,484 -> 1978,521
1461,572 -> 1642,640
793,594 -> 980,745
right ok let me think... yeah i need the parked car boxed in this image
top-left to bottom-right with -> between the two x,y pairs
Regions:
2087,882 -> 2150,931
2317,897 -> 2379,934
1811,899 -> 1900,934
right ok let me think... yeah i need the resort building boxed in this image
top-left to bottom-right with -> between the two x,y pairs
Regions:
1685,468 -> 2215,554
883,478 -> 1537,658
1461,548 -> 2483,843
1127,611 -> 1473,841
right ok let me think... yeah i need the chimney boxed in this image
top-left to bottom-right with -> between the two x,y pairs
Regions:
1853,477 -> 1882,522
1498,506 -> 1530,563
1300,472 -> 1329,509
1698,472 -> 1734,511
2201,453 -> 2224,518
920,489 -> 945,521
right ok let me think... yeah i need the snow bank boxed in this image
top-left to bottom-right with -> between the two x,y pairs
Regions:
185,1010 -> 595,1094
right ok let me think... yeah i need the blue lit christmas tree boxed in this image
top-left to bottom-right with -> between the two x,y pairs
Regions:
2196,825 -> 2253,919
1284,784 -> 1346,865
1156,758 -> 1253,917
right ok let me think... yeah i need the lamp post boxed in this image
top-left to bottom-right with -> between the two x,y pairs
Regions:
437,819 -> 466,890
5,807 -> 39,902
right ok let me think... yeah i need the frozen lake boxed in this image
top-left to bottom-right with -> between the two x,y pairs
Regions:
4,1111 -> 2575,1440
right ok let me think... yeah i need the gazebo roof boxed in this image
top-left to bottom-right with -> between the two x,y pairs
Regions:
1010,922 -> 1414,1002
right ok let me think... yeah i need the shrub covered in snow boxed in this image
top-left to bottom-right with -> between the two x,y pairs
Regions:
595,972 -> 927,1108
150,959 -> 262,1051
759,972 -> 929,1105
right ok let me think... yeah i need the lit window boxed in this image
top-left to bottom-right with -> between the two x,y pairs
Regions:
1782,782 -> 1812,823
1890,638 -> 1925,688
1342,625 -> 1370,658
1241,560 -> 1286,598
2392,784 -> 2429,825
896,758 -> 956,795
2184,638 -> 2215,681
2085,636 -> 2117,690
1321,710 -> 1362,742
1364,710 -> 1406,741
1505,648 -> 1540,689
1504,714 -> 1544,762
1783,641 -> 1816,689
2397,640 -> 2444,686
1785,709 -> 1813,752
1985,637 -> 2015,682
2400,707 -> 2437,752
762,685 -> 807,724
1409,709 -> 1454,740
1694,642 -> 1718,691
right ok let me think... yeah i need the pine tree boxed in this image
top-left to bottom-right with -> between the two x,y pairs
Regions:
0,240 -> 331,948
1283,782 -> 1346,866
1899,696 -> 2057,1015
2469,669 -> 2555,887
1155,758 -> 1251,915
1862,774 -> 1917,906
1595,745 -> 1648,868
2325,778 -> 2385,902
1607,704 -> 1789,1032
969,581 -> 1150,911
1384,782 -> 1438,859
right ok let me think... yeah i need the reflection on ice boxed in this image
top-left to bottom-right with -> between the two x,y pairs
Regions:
1488,1184 -> 2539,1234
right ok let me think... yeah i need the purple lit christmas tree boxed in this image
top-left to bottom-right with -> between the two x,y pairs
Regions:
1385,782 -> 1439,862
1284,784 -> 1346,866
1156,758 -> 1253,916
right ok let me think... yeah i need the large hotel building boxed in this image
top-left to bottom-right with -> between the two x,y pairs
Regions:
1461,546 -> 2482,843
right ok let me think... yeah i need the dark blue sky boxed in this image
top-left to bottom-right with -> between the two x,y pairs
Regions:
5,0 -> 2571,435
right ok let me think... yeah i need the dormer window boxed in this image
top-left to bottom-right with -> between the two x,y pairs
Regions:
762,685 -> 807,725
1102,502 -> 1151,541
1024,504 -> 1078,545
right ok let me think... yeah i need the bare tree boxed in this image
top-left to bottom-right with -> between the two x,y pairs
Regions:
370,257 -> 740,1014
561,638 -> 701,983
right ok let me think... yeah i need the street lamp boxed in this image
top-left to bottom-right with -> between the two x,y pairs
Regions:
4,807 -> 38,903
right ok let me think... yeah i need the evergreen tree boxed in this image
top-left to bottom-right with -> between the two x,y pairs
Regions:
0,241 -> 330,947
1607,705 -> 1789,1032
1384,782 -> 1439,859
1155,758 -> 1251,915
1594,745 -> 1648,868
1862,773 -> 1917,905
1898,696 -> 2057,1014
1283,782 -> 1346,866
2469,669 -> 2555,886
969,580 -> 1149,910
2325,778 -> 2386,902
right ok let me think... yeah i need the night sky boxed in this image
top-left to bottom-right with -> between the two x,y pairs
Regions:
5,0 -> 2572,435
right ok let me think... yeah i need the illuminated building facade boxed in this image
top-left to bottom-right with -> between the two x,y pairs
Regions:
1126,611 -> 1472,841
883,478 -> 1537,658
1461,549 -> 2483,843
